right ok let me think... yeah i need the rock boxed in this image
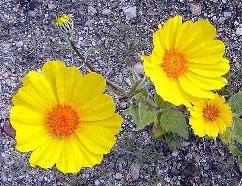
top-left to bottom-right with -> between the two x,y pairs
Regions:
181,142 -> 190,147
239,164 -> 242,172
38,54 -> 45,59
3,122 -> 16,138
147,9 -> 159,16
235,27 -> 242,36
84,19 -> 94,27
120,102 -> 127,109
122,6 -> 137,20
16,41 -> 24,48
94,179 -> 100,185
130,163 -> 140,180
234,21 -> 239,26
102,8 -> 111,15
115,173 -> 123,180
224,12 -> 232,17
133,62 -> 144,75
28,10 -> 36,17
1,43 -> 11,54
190,3 -> 202,15
88,5 -> 97,15
0,153 -> 3,164
171,152 -> 178,157
48,3 -> 56,10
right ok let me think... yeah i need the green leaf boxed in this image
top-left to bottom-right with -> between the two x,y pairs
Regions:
128,76 -> 136,85
231,117 -> 242,143
165,134 -> 180,152
228,144 -> 241,156
153,123 -> 166,138
159,109 -> 189,139
228,91 -> 242,115
130,103 -> 156,131
128,67 -> 139,82
154,94 -> 172,110
239,155 -> 242,164
134,89 -> 148,100
220,129 -> 232,144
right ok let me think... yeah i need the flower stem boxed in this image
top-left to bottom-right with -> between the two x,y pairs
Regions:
137,98 -> 160,111
126,79 -> 142,98
66,35 -> 127,97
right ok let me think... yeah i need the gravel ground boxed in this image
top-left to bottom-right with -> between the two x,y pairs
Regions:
0,0 -> 242,185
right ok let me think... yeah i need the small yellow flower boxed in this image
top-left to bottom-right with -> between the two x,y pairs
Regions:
55,13 -> 73,33
189,94 -> 232,138
141,16 -> 230,106
10,60 -> 123,173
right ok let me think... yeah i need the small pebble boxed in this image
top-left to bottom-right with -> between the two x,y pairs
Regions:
16,41 -> 24,48
115,173 -> 123,180
235,27 -> 242,36
122,6 -> 137,20
133,63 -> 144,75
94,179 -> 100,185
190,3 -> 202,15
88,5 -> 97,15
102,8 -> 111,15
130,163 -> 140,180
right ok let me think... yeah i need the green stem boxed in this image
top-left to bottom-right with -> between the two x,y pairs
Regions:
137,98 -> 160,111
66,35 -> 127,97
126,79 -> 142,98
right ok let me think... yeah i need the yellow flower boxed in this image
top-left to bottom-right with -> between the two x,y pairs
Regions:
10,60 -> 123,173
55,13 -> 73,33
141,16 -> 230,106
189,94 -> 232,138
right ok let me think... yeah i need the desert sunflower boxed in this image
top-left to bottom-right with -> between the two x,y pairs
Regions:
189,94 -> 232,138
141,16 -> 230,106
10,60 -> 123,173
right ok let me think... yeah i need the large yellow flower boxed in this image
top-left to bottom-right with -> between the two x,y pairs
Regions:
10,60 -> 123,173
141,16 -> 230,106
189,94 -> 232,138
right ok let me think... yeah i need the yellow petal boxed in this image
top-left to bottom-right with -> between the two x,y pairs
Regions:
77,124 -> 117,155
13,71 -> 57,113
216,118 -> 227,134
206,123 -> 213,137
176,20 -> 216,52
178,75 -> 215,99
175,20 -> 199,51
189,117 -> 206,137
83,113 -> 122,133
148,68 -> 190,106
80,94 -> 115,121
41,60 -> 66,99
72,72 -> 106,108
10,106 -> 45,127
56,136 -> 102,173
142,55 -> 161,71
153,25 -> 164,49
189,109 -> 202,118
29,138 -> 61,169
186,40 -> 225,64
55,67 -> 82,104
187,58 -> 230,77
184,71 -> 227,90
194,20 -> 216,38
162,15 -> 182,50
15,125 -> 48,152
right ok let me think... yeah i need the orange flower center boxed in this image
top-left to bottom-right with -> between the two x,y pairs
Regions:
162,50 -> 187,78
45,104 -> 80,138
203,105 -> 219,122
